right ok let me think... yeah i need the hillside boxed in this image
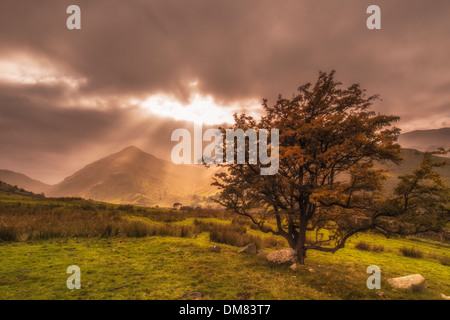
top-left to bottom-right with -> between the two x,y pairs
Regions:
398,127 -> 450,152
0,180 -> 43,198
378,148 -> 450,192
2,145 -> 449,207
47,146 -> 219,207
0,170 -> 51,194
0,192 -> 448,300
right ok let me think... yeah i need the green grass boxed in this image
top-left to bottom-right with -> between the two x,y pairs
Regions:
0,235 -> 329,300
0,231 -> 449,300
0,188 -> 449,300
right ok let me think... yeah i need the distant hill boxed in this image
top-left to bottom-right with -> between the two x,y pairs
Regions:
378,148 -> 450,193
0,170 -> 51,194
398,127 -> 450,152
2,145 -> 448,207
46,146 -> 219,207
0,180 -> 44,198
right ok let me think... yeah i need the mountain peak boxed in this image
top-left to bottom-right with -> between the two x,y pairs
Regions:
47,144 -> 214,207
111,146 -> 162,163
118,145 -> 145,153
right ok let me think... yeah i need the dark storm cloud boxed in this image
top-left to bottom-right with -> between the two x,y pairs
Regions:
0,0 -> 449,182
0,0 -> 448,104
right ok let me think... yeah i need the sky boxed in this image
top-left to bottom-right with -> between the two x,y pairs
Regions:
0,0 -> 449,184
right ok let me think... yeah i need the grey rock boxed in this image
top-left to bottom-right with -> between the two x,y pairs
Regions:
237,243 -> 258,255
266,248 -> 297,264
387,274 -> 426,291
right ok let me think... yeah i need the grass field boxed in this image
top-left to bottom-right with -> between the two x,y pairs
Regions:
0,185 -> 449,300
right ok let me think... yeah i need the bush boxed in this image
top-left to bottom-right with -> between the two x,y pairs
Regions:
0,204 -> 198,241
209,229 -> 260,247
354,241 -> 385,253
438,255 -> 450,266
355,241 -> 371,251
121,220 -> 196,238
0,225 -> 18,242
194,219 -> 280,248
371,244 -> 385,253
261,237 -> 280,248
117,204 -> 134,212
399,247 -> 424,258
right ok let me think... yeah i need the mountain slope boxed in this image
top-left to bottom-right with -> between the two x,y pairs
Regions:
4,145 -> 448,207
47,146 -> 218,207
378,148 -> 450,192
0,170 -> 51,194
398,127 -> 450,152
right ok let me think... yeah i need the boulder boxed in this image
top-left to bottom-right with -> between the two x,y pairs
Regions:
387,274 -> 426,291
237,243 -> 258,255
266,248 -> 297,264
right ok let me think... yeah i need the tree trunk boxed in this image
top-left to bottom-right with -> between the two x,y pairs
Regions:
295,214 -> 308,265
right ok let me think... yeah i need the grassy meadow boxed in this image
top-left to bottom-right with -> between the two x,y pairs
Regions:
0,185 -> 449,300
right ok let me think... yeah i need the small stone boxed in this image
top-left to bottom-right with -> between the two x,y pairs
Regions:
208,245 -> 221,253
376,291 -> 386,298
237,243 -> 258,255
441,293 -> 450,300
290,263 -> 298,270
308,268 -> 315,273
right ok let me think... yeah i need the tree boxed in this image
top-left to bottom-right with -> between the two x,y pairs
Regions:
378,149 -> 450,236
212,71 -> 449,264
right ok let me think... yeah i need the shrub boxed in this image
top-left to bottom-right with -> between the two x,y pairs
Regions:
261,237 -> 280,248
399,247 -> 424,258
438,255 -> 450,266
355,241 -> 371,251
0,204 -> 198,241
355,241 -> 385,253
117,204 -> 134,212
0,225 -> 18,242
121,221 -> 196,238
209,229 -> 260,248
193,219 -> 246,234
371,244 -> 385,253
194,219 -> 271,248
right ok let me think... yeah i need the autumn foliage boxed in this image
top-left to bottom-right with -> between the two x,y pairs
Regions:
213,71 -> 449,264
